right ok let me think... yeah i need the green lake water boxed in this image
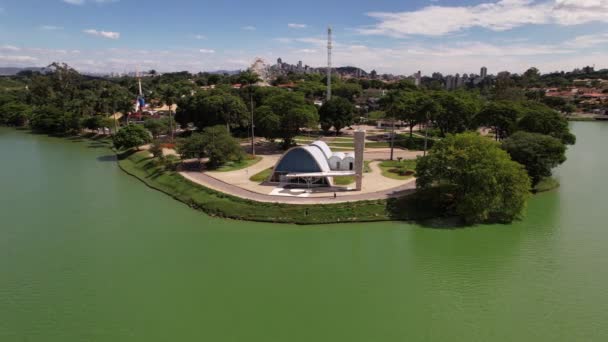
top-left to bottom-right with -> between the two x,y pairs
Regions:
1,123 -> 607,341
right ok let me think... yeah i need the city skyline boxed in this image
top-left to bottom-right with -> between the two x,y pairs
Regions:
1,0 -> 608,74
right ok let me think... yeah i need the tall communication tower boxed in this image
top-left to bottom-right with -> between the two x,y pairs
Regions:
326,26 -> 332,101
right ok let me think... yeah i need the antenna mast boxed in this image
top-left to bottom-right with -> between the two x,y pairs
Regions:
327,26 -> 332,101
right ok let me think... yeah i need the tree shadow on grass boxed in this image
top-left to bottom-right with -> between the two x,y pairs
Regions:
386,187 -> 469,229
117,149 -> 137,160
97,155 -> 116,162
88,142 -> 111,149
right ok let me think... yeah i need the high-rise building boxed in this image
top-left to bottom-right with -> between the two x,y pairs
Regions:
446,75 -> 456,90
414,70 -> 422,87
480,67 -> 488,78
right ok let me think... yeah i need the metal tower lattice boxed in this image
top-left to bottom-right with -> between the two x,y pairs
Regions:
327,26 -> 332,101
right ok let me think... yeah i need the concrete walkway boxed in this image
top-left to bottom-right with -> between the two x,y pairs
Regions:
180,170 -> 416,204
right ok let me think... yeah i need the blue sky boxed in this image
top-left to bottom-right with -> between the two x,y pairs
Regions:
1,0 -> 608,75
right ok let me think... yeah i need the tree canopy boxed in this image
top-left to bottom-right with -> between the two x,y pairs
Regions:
502,131 -> 567,186
475,101 -> 520,141
256,91 -> 318,148
112,124 -> 151,150
518,104 -> 576,145
319,96 -> 354,134
416,133 -> 531,223
176,125 -> 243,167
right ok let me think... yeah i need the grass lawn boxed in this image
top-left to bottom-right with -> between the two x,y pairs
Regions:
378,160 -> 417,180
117,150 -> 440,224
250,167 -> 273,182
212,156 -> 262,172
333,176 -> 355,185
332,161 -> 371,186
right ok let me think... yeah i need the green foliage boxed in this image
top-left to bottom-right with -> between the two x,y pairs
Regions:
112,124 -> 151,150
518,105 -> 576,144
81,115 -> 104,131
502,131 -> 567,186
29,105 -> 79,134
295,81 -> 326,99
431,91 -> 481,136
319,96 -> 354,133
257,91 -> 318,148
395,134 -> 435,150
119,151 -> 441,224
178,125 -> 244,167
381,91 -> 440,137
175,89 -> 248,130
143,118 -> 170,138
475,101 -> 520,140
177,132 -> 207,160
416,133 -> 532,224
332,83 -> 363,101
0,102 -> 31,126
149,140 -> 164,158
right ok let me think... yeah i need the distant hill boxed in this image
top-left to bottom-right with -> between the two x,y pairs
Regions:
0,67 -> 47,76
206,69 -> 241,75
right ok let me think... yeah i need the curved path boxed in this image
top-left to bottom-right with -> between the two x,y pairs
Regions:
180,170 -> 417,205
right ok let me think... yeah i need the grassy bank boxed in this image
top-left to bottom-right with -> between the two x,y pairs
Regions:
117,150 -> 439,224
533,177 -> 560,193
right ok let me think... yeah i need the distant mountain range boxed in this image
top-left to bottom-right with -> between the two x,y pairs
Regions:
0,67 -> 48,76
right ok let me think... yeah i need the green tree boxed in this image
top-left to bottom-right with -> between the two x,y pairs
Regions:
200,125 -> 244,168
416,133 -> 532,224
149,140 -> 164,158
432,91 -> 481,136
502,132 -> 567,186
29,105 -> 69,134
319,96 -> 354,134
143,118 -> 169,138
158,84 -> 178,142
0,102 -> 31,127
475,101 -> 520,141
258,91 -> 318,148
177,133 -> 206,163
238,71 -> 262,156
112,124 -> 151,150
82,115 -> 104,132
518,106 -> 576,145
200,92 -> 248,131
333,83 -> 363,101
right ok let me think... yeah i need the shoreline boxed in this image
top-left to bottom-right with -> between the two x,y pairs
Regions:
116,150 -> 438,225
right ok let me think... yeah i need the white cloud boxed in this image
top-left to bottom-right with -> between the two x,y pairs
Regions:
359,0 -> 608,37
0,55 -> 38,63
199,49 -> 216,54
295,49 -> 317,54
63,0 -> 118,4
564,33 -> 608,48
242,26 -> 256,31
83,29 -> 120,39
1,45 -> 21,51
40,25 -> 63,31
288,23 -> 308,29
194,34 -> 207,40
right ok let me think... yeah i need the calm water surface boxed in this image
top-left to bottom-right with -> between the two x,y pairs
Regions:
1,123 -> 607,341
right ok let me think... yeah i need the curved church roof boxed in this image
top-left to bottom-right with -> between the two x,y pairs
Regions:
274,145 -> 331,174
330,152 -> 346,160
310,141 -> 332,159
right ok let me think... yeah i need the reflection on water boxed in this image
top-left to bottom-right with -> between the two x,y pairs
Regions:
0,124 -> 607,342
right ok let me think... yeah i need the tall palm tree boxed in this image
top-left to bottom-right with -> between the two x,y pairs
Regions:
238,71 -> 262,156
159,84 -> 178,143
380,91 -> 403,161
